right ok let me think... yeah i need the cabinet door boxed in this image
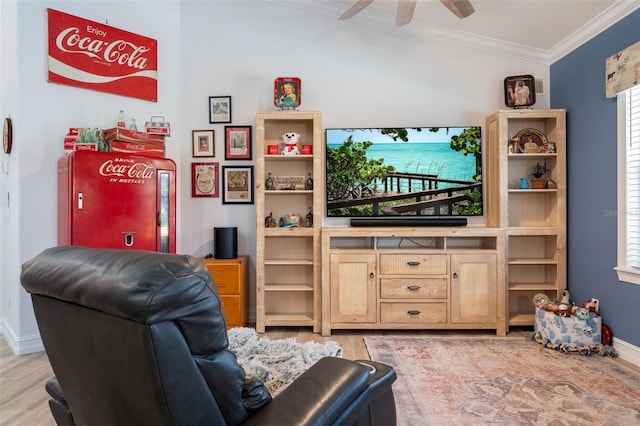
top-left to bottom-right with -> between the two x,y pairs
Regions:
330,254 -> 376,323
450,254 -> 497,324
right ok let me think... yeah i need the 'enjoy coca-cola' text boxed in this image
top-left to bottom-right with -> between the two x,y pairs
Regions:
55,27 -> 150,70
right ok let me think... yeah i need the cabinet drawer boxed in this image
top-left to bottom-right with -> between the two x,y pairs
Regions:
379,254 -> 447,275
380,303 -> 447,324
220,295 -> 242,327
380,278 -> 447,299
206,264 -> 240,294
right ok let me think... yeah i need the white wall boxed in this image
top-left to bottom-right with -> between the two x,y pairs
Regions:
0,0 -> 548,354
0,0 -> 183,353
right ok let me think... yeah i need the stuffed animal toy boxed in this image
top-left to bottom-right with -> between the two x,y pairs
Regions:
532,293 -> 550,309
575,307 -> 590,320
585,298 -> 600,315
281,132 -> 300,155
558,303 -> 571,317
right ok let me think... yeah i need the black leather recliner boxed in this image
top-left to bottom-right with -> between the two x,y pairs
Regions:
20,246 -> 397,426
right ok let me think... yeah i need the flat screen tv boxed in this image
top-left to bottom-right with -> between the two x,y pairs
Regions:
325,127 -> 482,224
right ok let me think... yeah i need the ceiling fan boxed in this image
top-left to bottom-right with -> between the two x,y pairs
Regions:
339,0 -> 475,26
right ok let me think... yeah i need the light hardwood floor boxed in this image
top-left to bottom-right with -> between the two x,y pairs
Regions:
0,326 -> 540,426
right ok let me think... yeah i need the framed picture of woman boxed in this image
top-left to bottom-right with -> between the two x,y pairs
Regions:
274,77 -> 301,109
504,75 -> 536,108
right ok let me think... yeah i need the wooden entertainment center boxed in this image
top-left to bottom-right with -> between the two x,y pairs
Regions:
321,227 -> 505,336
255,109 -> 566,337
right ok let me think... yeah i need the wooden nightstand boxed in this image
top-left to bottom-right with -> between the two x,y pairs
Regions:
201,255 -> 248,328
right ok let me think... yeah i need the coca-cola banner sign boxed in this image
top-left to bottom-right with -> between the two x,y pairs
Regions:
47,8 -> 158,102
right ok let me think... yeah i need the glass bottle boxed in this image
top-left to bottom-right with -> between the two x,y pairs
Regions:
117,110 -> 125,128
76,128 -> 85,145
306,206 -> 313,227
84,128 -> 94,144
129,118 -> 137,131
305,172 -> 313,190
265,172 -> 274,190
97,129 -> 109,152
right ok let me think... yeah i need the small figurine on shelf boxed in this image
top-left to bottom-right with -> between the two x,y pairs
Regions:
532,162 -> 547,178
265,172 -> 274,190
306,206 -> 313,227
278,217 -> 284,227
530,162 -> 547,189
281,132 -> 300,155
265,212 -> 278,228
305,172 -> 313,190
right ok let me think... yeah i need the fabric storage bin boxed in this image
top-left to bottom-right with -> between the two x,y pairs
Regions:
533,307 -> 602,354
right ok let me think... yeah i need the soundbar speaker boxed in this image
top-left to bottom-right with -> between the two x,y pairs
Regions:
214,227 -> 237,259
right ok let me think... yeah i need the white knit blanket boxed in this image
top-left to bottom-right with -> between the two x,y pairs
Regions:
227,327 -> 343,396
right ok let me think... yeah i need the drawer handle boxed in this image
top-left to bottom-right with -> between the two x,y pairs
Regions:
369,272 -> 375,279
407,310 -> 421,315
407,285 -> 421,291
453,272 -> 459,279
407,261 -> 421,266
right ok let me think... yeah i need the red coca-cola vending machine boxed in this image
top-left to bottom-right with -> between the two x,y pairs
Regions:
58,151 -> 176,252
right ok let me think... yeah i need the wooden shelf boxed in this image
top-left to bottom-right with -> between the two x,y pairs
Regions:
508,153 -> 557,159
507,227 -> 558,235
264,228 -> 315,236
264,155 -> 313,160
264,259 -> 314,266
508,189 -> 557,193
263,313 -> 314,326
486,109 -> 566,330
508,283 -> 558,291
265,284 -> 314,291
508,312 -> 535,325
256,111 -> 322,333
508,258 -> 557,265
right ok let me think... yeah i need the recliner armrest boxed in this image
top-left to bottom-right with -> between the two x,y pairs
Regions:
243,357 -> 371,425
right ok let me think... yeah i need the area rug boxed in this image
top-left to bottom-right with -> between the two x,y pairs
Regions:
364,336 -> 640,425
227,327 -> 342,396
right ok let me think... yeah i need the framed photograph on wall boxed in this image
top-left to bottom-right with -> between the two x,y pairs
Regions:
504,75 -> 536,108
209,95 -> 232,123
192,129 -> 215,157
191,162 -> 219,198
225,126 -> 252,160
222,165 -> 254,204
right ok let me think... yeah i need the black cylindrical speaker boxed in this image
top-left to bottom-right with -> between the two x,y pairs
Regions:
214,227 -> 237,259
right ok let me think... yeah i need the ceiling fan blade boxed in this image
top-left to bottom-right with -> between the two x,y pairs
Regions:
340,0 -> 375,20
440,0 -> 475,19
396,0 -> 417,26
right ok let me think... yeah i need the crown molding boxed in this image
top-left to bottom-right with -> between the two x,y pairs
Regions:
549,0 -> 640,63
271,0 -> 639,65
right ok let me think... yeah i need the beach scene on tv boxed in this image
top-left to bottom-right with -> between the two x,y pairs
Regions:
325,127 -> 482,217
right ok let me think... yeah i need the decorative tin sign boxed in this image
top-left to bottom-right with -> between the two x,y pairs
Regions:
274,77 -> 301,109
47,8 -> 158,102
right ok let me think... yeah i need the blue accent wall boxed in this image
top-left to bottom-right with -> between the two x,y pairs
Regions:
551,10 -> 640,346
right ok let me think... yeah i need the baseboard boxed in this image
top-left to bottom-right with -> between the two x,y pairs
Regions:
0,318 -> 44,355
613,336 -> 640,368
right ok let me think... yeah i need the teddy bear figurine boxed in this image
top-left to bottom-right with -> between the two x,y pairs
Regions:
281,132 -> 301,155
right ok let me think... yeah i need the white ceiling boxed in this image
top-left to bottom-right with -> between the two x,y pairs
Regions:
272,0 -> 639,63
